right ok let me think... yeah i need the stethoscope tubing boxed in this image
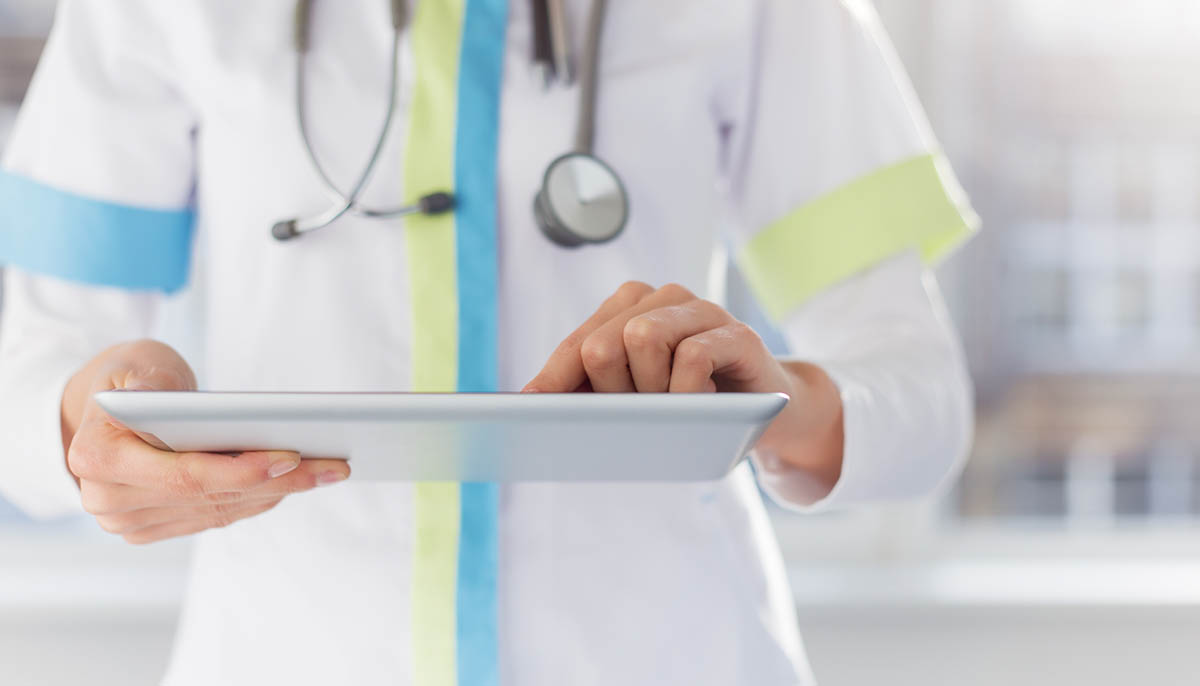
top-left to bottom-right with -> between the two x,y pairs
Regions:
292,33 -> 406,235
574,0 -> 607,154
278,0 -> 623,245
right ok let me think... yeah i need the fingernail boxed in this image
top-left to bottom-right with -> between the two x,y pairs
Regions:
268,457 -> 300,478
521,386 -> 539,393
316,471 -> 347,487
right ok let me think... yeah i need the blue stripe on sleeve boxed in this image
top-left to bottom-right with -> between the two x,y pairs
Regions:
0,171 -> 194,292
454,0 -> 507,684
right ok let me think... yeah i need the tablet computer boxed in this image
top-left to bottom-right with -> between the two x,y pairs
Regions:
93,391 -> 789,482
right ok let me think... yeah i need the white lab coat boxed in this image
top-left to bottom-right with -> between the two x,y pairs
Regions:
0,1 -> 976,684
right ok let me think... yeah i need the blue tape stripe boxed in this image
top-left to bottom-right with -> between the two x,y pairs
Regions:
0,171 -> 193,292
455,0 -> 504,395
454,0 -> 507,684
456,482 -> 500,686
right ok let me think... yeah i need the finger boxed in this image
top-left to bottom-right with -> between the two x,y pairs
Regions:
668,323 -> 763,393
523,281 -> 654,393
580,329 -> 636,393
79,458 -> 350,513
95,495 -> 286,535
68,408 -> 307,493
115,365 -> 196,393
580,284 -> 698,392
623,300 -> 732,392
121,498 -> 284,545
92,340 -> 198,394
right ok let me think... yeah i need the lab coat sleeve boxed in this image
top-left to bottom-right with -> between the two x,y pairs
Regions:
0,270 -> 160,519
749,252 -> 974,512
720,0 -> 979,510
0,0 -> 193,519
0,0 -> 197,292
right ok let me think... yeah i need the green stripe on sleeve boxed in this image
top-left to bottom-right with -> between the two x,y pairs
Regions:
737,153 -> 979,321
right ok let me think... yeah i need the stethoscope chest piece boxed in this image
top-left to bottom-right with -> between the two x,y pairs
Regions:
534,153 -> 629,247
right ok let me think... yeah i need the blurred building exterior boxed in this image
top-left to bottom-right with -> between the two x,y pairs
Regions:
0,0 -> 50,156
879,0 -> 1200,521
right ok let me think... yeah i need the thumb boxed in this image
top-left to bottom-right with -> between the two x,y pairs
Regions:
85,362 -> 195,404
68,342 -> 196,451
118,365 -> 197,392
101,367 -> 195,451
91,340 -> 198,393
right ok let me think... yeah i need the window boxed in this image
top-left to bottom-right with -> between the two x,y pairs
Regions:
0,0 -> 54,528
870,0 -> 1200,534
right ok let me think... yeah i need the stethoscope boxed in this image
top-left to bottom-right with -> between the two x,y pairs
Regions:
272,0 -> 629,248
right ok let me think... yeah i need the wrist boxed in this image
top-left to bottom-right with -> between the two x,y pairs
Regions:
754,360 -> 844,489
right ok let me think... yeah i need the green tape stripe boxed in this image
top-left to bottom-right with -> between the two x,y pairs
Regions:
412,483 -> 461,686
404,0 -> 465,684
737,153 -> 979,321
405,0 -> 463,395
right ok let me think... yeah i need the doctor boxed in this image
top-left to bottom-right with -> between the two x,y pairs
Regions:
0,0 -> 977,684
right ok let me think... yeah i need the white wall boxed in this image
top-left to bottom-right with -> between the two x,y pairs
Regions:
5,605 -> 1199,686
1,611 -> 176,686
803,606 -> 1200,686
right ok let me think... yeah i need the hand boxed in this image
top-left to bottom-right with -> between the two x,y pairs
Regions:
524,282 -> 845,489
62,340 -> 350,544
524,281 -> 789,394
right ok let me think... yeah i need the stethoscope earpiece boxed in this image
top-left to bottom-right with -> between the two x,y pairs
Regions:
272,220 -> 300,241
416,192 -> 456,215
271,191 -> 456,242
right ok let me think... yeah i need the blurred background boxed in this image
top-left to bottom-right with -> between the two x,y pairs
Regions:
4,0 -> 1200,684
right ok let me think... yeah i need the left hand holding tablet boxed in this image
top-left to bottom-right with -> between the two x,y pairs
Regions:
63,340 -> 351,544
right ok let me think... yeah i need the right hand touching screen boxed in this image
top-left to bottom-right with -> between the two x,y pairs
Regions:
61,340 -> 350,544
